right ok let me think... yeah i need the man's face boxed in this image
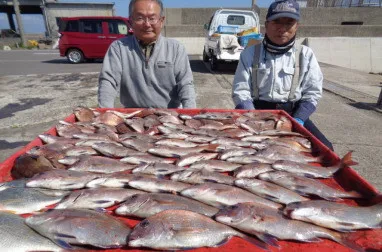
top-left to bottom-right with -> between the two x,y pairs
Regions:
130,0 -> 164,44
265,17 -> 298,45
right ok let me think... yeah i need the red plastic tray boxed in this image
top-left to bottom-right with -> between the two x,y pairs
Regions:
0,108 -> 381,252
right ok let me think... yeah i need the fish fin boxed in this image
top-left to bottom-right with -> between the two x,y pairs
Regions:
94,207 -> 107,213
262,193 -> 279,202
204,179 -> 219,183
252,231 -> 279,248
54,239 -> 73,249
205,144 -> 220,152
54,232 -> 76,239
240,233 -> 271,251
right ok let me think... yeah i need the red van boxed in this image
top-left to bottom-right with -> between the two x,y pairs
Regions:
58,16 -> 132,64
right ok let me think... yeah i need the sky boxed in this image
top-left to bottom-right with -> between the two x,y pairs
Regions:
0,0 -> 274,34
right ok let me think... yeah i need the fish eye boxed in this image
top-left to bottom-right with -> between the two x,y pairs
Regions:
140,220 -> 150,228
229,205 -> 239,210
131,194 -> 138,199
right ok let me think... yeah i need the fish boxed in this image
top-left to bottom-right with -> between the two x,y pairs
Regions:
235,178 -> 309,204
271,151 -> 357,178
259,130 -> 304,137
264,138 -> 312,153
67,155 -> 137,173
0,212 -> 62,252
154,138 -> 198,148
227,155 -> 274,164
132,163 -> 185,176
128,209 -> 269,250
115,193 -> 219,218
148,144 -> 219,158
158,114 -> 183,124
64,146 -> 98,156
171,169 -> 235,185
185,135 -> 216,143
219,148 -> 258,160
128,176 -> 191,193
255,145 -> 322,163
241,135 -> 279,143
176,152 -> 218,167
94,110 -> 124,126
85,172 -> 155,188
73,106 -> 95,122
11,154 -> 55,179
189,160 -> 241,172
180,182 -> 282,209
55,188 -> 145,210
26,169 -> 100,190
75,139 -> 122,147
120,154 -> 175,165
258,171 -> 362,201
211,137 -> 252,147
25,209 -> 132,249
38,134 -> 78,145
124,118 -> 145,133
284,200 -> 382,232
120,138 -> 154,152
91,142 -> 144,158
215,203 -> 363,251
0,187 -> 64,214
234,163 -> 274,178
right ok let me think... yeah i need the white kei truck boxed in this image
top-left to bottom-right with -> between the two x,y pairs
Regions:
203,9 -> 261,70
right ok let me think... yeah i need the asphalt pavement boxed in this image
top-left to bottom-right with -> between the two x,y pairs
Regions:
0,50 -> 381,192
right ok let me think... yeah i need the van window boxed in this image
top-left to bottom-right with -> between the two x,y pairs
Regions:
227,15 -> 245,26
64,20 -> 79,32
81,20 -> 103,34
107,20 -> 128,35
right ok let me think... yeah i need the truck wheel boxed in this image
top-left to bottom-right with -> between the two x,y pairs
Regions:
202,49 -> 209,62
210,55 -> 218,70
67,49 -> 84,64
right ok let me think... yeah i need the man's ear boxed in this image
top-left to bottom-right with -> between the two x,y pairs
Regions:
160,16 -> 166,28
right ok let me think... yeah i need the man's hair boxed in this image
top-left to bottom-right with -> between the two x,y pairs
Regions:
129,0 -> 164,17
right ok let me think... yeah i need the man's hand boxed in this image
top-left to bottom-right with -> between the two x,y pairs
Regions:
235,100 -> 255,110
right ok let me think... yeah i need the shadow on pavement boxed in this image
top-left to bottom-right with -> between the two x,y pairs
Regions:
41,59 -> 103,64
350,102 -> 380,111
0,140 -> 29,151
0,98 -> 52,119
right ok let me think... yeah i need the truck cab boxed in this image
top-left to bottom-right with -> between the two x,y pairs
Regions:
203,9 -> 261,70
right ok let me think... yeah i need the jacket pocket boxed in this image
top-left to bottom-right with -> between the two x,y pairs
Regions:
256,67 -> 271,89
279,66 -> 295,94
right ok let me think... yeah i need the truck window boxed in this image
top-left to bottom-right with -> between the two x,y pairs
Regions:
227,15 -> 245,26
80,20 -> 103,34
107,20 -> 128,35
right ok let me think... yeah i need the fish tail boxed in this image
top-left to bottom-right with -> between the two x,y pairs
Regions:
332,232 -> 365,252
340,151 -> 359,168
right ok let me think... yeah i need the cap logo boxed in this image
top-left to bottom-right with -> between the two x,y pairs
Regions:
273,2 -> 297,13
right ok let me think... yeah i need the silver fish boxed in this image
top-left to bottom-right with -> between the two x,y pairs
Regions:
176,152 -> 218,167
219,148 -> 258,160
155,138 -> 198,148
132,163 -> 185,176
255,145 -> 322,163
189,160 -> 241,172
120,154 -> 175,165
120,138 -> 154,152
211,137 -> 252,147
128,176 -> 191,193
128,209 -> 268,250
0,212 -> 62,252
26,169 -> 100,190
171,169 -> 235,185
185,135 -> 216,143
68,155 -> 137,173
235,178 -> 309,204
284,200 -> 382,232
148,144 -> 219,158
25,209 -> 131,249
86,172 -> 155,188
258,171 -> 362,201
92,142 -> 143,158
234,163 -> 274,178
64,146 -> 98,156
55,188 -> 145,209
115,193 -> 219,218
271,151 -> 357,178
0,187 -> 64,214
227,155 -> 274,164
181,182 -> 282,209
215,203 -> 362,251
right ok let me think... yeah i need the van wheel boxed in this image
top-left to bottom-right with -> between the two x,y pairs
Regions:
67,49 -> 84,64
202,49 -> 209,62
210,55 -> 218,70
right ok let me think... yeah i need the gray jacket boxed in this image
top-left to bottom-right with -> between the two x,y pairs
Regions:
232,43 -> 323,107
98,35 -> 196,108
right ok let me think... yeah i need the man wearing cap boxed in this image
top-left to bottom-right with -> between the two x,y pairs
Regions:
232,0 -> 333,150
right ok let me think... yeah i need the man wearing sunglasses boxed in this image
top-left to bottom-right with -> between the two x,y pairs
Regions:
232,0 -> 333,150
98,0 -> 196,109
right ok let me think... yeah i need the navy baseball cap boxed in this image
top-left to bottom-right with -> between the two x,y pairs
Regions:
266,0 -> 300,21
